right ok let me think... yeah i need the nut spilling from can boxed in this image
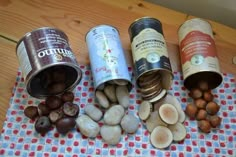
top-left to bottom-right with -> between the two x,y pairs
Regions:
129,17 -> 173,103
178,18 -> 223,90
16,27 -> 82,98
86,25 -> 132,93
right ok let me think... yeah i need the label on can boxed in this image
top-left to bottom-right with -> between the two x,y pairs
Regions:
17,28 -> 78,81
180,30 -> 221,79
16,42 -> 32,79
131,28 -> 171,76
86,25 -> 130,88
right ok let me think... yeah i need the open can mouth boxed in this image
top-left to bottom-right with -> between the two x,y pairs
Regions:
184,71 -> 223,90
16,27 -> 82,99
26,64 -> 82,99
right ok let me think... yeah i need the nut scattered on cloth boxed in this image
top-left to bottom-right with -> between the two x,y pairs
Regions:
0,66 -> 235,156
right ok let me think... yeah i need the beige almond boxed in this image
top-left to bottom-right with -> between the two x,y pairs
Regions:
95,90 -> 110,108
116,85 -> 130,108
104,84 -> 117,103
103,105 -> 125,125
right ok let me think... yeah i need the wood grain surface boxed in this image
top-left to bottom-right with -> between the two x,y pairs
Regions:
0,0 -> 236,131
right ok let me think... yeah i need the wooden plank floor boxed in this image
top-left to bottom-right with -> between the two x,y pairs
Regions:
0,0 -> 236,131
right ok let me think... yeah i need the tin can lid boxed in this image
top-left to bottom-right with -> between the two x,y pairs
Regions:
85,24 -> 119,42
128,17 -> 163,42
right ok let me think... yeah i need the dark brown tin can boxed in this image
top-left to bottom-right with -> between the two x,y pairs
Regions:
16,27 -> 82,98
178,18 -> 222,90
129,17 -> 173,102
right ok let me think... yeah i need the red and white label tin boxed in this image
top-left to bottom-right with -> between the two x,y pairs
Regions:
178,18 -> 222,89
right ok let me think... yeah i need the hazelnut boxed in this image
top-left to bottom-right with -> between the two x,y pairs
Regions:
209,115 -> 222,128
190,88 -> 202,99
203,91 -> 214,102
61,91 -> 74,102
194,98 -> 207,109
198,120 -> 211,133
198,81 -> 208,91
196,109 -> 207,120
206,101 -> 220,115
24,106 -> 39,120
185,104 -> 198,119
46,96 -> 63,110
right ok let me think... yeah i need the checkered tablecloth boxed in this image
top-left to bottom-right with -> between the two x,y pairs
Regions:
0,65 -> 236,157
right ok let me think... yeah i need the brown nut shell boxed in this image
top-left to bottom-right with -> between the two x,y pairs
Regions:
35,116 -> 52,134
203,91 -> 214,102
49,109 -> 64,123
209,115 -> 222,128
198,81 -> 208,91
196,109 -> 207,120
206,101 -> 220,115
63,102 -> 80,117
185,104 -> 198,119
38,102 -> 51,116
47,82 -> 66,94
61,91 -> 74,102
198,120 -> 211,133
194,98 -> 207,109
46,96 -> 63,110
24,106 -> 39,120
190,88 -> 202,99
56,117 -> 76,134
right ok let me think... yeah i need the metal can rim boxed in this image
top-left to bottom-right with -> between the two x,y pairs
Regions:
16,27 -> 69,53
183,70 -> 223,90
26,62 -> 82,99
128,17 -> 162,35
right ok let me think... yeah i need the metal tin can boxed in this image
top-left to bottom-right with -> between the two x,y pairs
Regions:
178,18 -> 223,90
16,27 -> 82,98
86,25 -> 132,91
129,17 -> 173,103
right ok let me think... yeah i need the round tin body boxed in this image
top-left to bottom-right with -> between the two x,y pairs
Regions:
86,25 -> 132,91
178,18 -> 222,90
16,27 -> 82,98
129,17 -> 173,92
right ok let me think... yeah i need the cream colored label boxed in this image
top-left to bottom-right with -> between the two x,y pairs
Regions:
131,28 -> 168,62
178,18 -> 214,42
182,56 -> 221,79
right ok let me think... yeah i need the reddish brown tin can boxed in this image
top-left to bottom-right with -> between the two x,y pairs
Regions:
178,18 -> 223,90
16,27 -> 82,98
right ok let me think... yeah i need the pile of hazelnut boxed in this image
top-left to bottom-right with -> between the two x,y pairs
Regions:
185,81 -> 222,133
24,91 -> 79,134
